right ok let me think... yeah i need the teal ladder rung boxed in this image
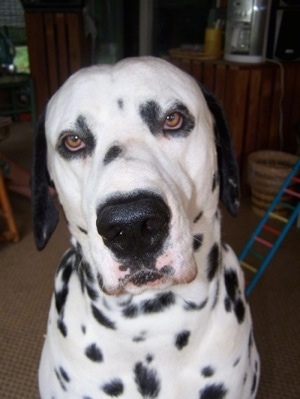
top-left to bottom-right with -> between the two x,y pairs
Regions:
248,249 -> 265,261
239,159 -> 300,295
278,201 -> 295,211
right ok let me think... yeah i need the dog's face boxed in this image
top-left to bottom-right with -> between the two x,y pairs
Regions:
32,57 -> 239,296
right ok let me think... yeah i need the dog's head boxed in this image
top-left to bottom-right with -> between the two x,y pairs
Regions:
32,57 -> 239,295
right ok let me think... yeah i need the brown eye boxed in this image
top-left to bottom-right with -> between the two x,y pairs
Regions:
164,112 -> 183,130
64,135 -> 85,151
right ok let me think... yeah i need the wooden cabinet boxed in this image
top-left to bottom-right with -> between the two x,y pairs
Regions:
24,11 -> 92,116
168,54 -> 300,194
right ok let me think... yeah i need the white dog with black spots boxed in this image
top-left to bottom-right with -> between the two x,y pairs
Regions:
32,56 -> 260,399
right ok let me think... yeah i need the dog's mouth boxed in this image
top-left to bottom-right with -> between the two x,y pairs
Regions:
126,265 -> 174,287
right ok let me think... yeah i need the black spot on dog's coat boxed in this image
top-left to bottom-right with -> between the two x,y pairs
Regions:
235,299 -> 245,324
86,284 -> 98,301
78,226 -> 88,234
132,333 -> 146,343
184,298 -> 208,311
85,343 -> 103,362
55,286 -> 69,314
123,292 -> 175,318
175,330 -> 190,350
57,319 -> 67,337
91,304 -> 116,329
212,172 -> 219,192
224,268 -> 245,324
251,371 -> 258,395
207,244 -> 220,281
233,357 -> 240,367
146,354 -> 154,363
193,234 -> 203,251
102,378 -> 124,396
211,281 -> 220,310
55,367 -> 70,391
59,366 -> 70,382
224,268 -> 238,301
248,331 -> 253,358
117,98 -> 124,109
199,383 -> 227,399
123,304 -> 139,318
141,292 -> 175,314
55,261 -> 73,314
201,366 -> 215,378
134,362 -> 161,398
104,145 -> 123,165
194,211 -> 203,223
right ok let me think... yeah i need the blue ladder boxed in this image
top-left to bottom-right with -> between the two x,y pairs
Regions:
239,159 -> 300,296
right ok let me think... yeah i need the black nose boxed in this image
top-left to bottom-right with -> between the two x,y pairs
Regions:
96,192 -> 170,259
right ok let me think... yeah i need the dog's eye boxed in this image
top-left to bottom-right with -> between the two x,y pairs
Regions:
64,135 -> 85,151
163,112 -> 183,131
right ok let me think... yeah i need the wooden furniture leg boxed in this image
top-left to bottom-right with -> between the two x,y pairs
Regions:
0,168 -> 20,243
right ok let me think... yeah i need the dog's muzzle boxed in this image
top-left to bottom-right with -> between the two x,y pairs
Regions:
96,192 -> 170,262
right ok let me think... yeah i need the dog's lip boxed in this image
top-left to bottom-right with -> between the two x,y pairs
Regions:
124,266 -> 174,287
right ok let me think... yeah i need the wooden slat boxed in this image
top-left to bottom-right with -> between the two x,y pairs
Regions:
268,64 -> 281,149
245,68 -> 261,152
202,62 -> 215,91
55,13 -> 69,85
282,63 -> 297,152
214,63 -> 227,108
191,59 -> 203,82
240,67 -> 262,195
44,13 -> 59,95
224,65 -> 250,170
67,13 -> 82,73
256,65 -> 274,149
24,12 -> 49,115
181,58 -> 192,74
286,62 -> 300,153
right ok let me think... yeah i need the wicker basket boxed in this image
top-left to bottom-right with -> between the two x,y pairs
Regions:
247,150 -> 299,216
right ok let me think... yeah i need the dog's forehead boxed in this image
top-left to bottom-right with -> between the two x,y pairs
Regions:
46,57 -> 205,128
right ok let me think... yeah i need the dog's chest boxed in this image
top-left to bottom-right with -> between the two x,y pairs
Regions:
39,248 -> 257,399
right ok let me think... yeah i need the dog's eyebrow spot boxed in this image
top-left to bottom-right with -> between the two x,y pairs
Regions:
139,100 -> 162,134
103,145 -> 123,165
57,115 -> 96,160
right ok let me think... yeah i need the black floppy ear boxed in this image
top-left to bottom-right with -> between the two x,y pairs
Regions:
200,85 -> 240,216
31,112 -> 59,250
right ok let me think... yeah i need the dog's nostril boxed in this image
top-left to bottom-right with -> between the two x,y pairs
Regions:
96,193 -> 170,258
101,225 -> 124,242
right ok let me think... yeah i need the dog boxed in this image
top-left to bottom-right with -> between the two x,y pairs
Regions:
32,56 -> 259,399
